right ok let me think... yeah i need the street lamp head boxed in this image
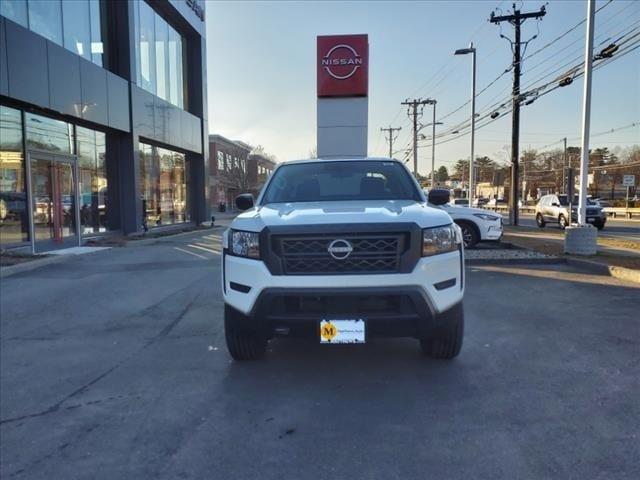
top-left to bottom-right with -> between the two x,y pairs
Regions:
454,48 -> 475,55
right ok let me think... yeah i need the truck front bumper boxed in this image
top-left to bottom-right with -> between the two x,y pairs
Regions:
223,249 -> 464,324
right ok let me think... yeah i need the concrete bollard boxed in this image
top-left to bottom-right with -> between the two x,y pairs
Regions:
564,224 -> 597,255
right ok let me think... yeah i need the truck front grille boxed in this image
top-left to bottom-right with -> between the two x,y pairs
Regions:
275,234 -> 404,275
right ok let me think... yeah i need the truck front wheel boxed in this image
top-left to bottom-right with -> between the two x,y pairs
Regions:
224,304 -> 267,361
420,302 -> 464,359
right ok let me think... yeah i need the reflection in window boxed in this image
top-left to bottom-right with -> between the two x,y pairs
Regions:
28,0 -> 63,45
62,0 -> 91,60
0,106 -> 28,245
134,0 -> 185,108
0,0 -> 28,27
155,14 -> 168,102
138,0 -> 156,95
1,0 -> 104,67
217,151 -> 224,171
88,0 -> 103,66
139,143 -> 188,228
25,113 -> 74,155
77,127 -> 108,234
168,25 -> 183,108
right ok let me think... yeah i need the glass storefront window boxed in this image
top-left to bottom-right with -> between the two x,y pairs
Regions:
1,0 -> 104,67
62,0 -> 91,60
25,113 -> 74,155
0,0 -> 28,27
134,0 -> 185,108
0,106 -> 28,245
139,143 -> 188,228
77,127 -> 108,234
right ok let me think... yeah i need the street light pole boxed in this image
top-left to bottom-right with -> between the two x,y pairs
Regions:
578,0 -> 595,226
455,43 -> 477,205
431,101 -> 437,189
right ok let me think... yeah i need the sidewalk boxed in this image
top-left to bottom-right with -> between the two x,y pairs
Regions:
503,226 -> 640,282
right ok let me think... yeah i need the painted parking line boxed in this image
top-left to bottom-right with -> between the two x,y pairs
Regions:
174,247 -> 209,260
188,243 -> 222,255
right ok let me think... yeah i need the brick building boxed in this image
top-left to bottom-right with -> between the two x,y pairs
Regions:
209,135 -> 275,211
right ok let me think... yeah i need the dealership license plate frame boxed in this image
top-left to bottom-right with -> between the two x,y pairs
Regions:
319,319 -> 366,344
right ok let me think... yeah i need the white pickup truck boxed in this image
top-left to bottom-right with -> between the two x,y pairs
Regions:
222,158 -> 465,361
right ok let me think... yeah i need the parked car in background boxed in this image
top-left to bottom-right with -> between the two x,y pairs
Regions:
486,197 -> 507,208
426,189 -> 503,248
535,194 -> 606,230
452,198 -> 469,207
472,197 -> 489,208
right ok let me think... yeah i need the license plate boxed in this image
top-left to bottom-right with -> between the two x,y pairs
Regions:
319,319 -> 365,344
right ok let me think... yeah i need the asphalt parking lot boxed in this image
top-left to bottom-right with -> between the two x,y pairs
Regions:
1,229 -> 639,479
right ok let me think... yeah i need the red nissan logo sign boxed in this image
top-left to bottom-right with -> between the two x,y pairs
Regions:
317,34 -> 368,97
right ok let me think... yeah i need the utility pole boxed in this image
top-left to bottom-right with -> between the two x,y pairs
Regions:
562,137 -> 567,193
490,3 -> 546,225
380,126 -> 402,158
401,98 -> 430,178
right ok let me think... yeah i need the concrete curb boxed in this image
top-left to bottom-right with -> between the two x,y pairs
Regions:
565,257 -> 640,284
466,257 -> 564,266
0,255 -> 70,279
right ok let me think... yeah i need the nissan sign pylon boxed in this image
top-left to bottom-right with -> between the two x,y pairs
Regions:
317,34 -> 369,159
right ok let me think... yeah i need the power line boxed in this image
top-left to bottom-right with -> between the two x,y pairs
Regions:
429,23 -> 640,145
437,2 -> 635,136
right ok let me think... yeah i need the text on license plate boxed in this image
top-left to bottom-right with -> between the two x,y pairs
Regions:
319,319 -> 365,344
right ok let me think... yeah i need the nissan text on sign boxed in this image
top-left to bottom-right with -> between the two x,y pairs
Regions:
316,34 -> 369,158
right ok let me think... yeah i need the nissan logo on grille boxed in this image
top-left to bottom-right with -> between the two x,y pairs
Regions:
327,239 -> 354,260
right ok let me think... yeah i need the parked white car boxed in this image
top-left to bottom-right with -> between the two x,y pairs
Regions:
425,189 -> 503,248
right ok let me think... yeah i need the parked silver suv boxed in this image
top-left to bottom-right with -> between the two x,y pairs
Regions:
535,194 -> 606,230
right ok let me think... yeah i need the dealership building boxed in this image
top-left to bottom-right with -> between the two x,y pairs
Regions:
0,0 -> 209,252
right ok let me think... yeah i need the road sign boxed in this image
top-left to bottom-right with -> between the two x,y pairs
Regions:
623,175 -> 635,187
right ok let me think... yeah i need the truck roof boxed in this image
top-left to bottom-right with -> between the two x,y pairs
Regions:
278,157 -> 401,166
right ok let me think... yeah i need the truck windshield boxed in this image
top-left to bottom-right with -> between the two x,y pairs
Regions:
261,161 -> 421,204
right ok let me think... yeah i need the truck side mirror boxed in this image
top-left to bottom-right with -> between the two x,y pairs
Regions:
428,189 -> 450,206
235,193 -> 255,211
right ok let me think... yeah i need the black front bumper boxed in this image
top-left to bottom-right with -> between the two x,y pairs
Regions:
233,286 -> 459,339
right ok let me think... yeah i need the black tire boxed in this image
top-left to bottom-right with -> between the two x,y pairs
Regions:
224,304 -> 267,361
535,213 -> 546,228
594,220 -> 605,230
455,221 -> 479,249
558,214 -> 568,230
420,303 -> 464,359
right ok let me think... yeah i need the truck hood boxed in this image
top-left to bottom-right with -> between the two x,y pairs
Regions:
231,200 -> 453,231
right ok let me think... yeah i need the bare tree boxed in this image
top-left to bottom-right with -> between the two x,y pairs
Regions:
227,149 -> 253,193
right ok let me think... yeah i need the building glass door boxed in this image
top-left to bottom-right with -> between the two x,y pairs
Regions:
29,153 -> 79,252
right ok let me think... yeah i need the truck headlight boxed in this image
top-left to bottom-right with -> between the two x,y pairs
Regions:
230,229 -> 260,259
473,213 -> 500,221
422,224 -> 461,257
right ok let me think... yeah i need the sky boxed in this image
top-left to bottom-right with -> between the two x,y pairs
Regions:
205,0 -> 640,174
